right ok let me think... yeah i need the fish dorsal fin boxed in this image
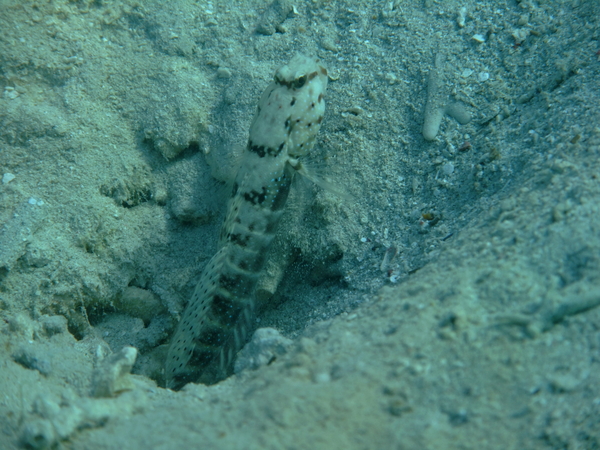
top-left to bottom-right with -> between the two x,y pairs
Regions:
289,158 -> 353,202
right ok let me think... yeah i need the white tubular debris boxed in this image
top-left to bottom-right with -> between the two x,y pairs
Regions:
91,346 -> 138,398
445,102 -> 472,125
422,53 -> 446,141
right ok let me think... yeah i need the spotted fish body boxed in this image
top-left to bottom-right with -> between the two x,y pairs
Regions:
165,54 -> 328,389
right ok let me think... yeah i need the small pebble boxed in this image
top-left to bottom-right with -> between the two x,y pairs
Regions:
472,34 -> 486,44
41,315 -> 68,336
234,328 -> 292,374
116,286 -> 165,325
511,28 -> 530,43
12,346 -> 53,376
28,197 -> 44,206
314,372 -> 331,383
384,72 -> 398,85
2,173 -> 15,184
321,39 -> 340,53
217,67 -> 232,78
442,162 -> 455,175
153,186 -> 168,205
3,87 -> 20,99
517,14 -> 529,26
548,372 -> 587,393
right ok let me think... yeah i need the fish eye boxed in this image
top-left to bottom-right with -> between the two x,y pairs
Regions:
295,74 -> 307,88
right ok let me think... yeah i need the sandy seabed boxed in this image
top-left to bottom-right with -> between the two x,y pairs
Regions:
1,1 -> 600,448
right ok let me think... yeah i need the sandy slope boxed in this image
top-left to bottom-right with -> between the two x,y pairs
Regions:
1,0 -> 599,448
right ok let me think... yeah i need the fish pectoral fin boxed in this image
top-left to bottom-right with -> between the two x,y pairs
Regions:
289,158 -> 354,202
